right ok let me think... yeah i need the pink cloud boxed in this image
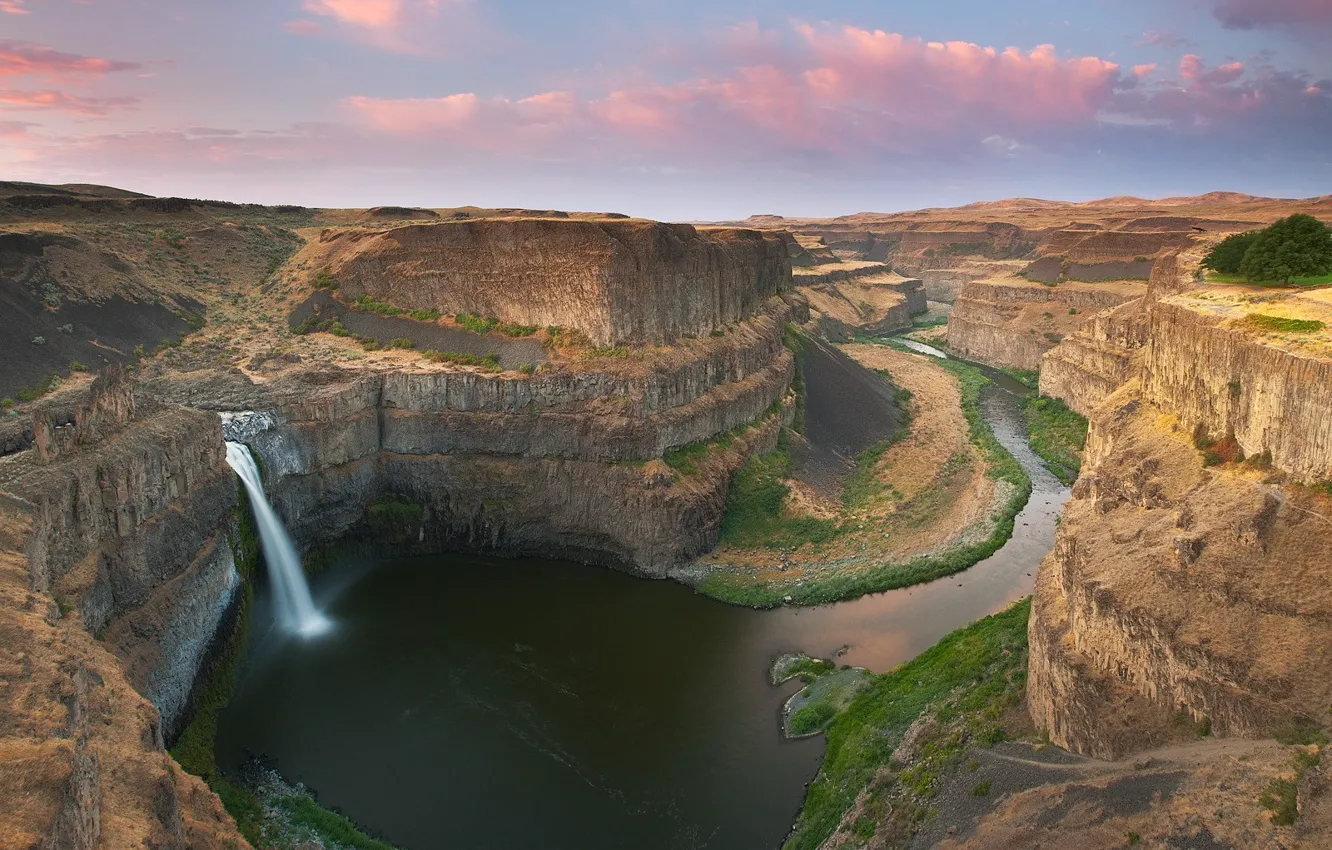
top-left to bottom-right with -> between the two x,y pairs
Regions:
0,1 -> 29,15
0,88 -> 138,114
1210,0 -> 1332,30
0,40 -> 140,79
1134,64 -> 1157,77
299,0 -> 473,54
1179,55 -> 1244,86
345,25 -> 1125,160
0,119 -> 35,138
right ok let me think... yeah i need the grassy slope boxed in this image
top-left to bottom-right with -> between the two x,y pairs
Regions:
1021,395 -> 1088,485
785,599 -> 1032,849
699,350 -> 1032,607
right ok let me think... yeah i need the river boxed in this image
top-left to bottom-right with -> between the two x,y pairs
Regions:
215,342 -> 1069,850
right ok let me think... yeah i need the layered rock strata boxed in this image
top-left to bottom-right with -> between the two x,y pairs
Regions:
1028,281 -> 1332,760
230,296 -> 799,573
1028,383 -> 1332,758
308,219 -> 790,347
947,280 -> 1145,371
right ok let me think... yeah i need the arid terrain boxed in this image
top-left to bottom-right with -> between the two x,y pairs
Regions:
2,183 -> 1331,850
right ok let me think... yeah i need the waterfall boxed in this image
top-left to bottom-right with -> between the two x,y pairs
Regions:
224,442 -> 331,638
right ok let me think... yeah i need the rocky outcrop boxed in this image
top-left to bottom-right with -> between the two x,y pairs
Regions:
796,274 -> 925,340
0,395 -> 247,848
1038,300 -> 1149,417
310,219 -> 791,347
1027,384 -> 1332,758
1142,301 -> 1332,484
947,280 -> 1145,371
918,269 -> 980,303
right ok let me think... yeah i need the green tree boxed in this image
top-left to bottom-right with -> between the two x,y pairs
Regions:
1238,214 -> 1332,283
1201,230 -> 1259,274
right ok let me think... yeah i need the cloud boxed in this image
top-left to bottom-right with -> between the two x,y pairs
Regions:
1209,0 -> 1332,30
0,89 -> 138,114
0,119 -> 35,138
1133,64 -> 1158,77
0,40 -> 140,78
298,0 -> 474,54
346,25 -> 1125,161
0,1 -> 29,15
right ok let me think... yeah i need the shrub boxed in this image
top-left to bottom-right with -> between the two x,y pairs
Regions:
499,323 -> 538,337
133,345 -> 146,357
312,271 -> 338,290
68,360 -> 89,372
455,313 -> 498,334
388,338 -> 415,349
519,363 -> 535,375
970,779 -> 992,796
790,702 -> 837,735
421,349 -> 502,371
409,308 -> 442,322
352,295 -> 403,317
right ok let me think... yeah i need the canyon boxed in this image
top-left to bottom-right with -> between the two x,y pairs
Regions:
2,185 -> 1331,849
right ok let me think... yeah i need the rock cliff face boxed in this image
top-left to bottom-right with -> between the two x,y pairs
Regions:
0,379 -> 247,848
1142,301 -> 1332,484
233,296 -> 798,573
1028,276 -> 1332,759
1027,384 -> 1332,759
311,219 -> 790,347
947,280 -> 1143,371
1037,300 -> 1148,417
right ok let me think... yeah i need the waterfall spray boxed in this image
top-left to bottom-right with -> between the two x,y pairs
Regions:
225,442 -> 331,638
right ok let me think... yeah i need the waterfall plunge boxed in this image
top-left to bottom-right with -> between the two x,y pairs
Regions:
225,442 -> 331,638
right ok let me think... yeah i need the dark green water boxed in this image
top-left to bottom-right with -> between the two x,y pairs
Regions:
216,373 -> 1068,850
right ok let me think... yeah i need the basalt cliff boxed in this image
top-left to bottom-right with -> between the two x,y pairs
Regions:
1027,260 -> 1332,762
0,192 -> 799,848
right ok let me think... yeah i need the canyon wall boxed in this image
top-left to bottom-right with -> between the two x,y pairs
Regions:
1028,281 -> 1332,759
947,280 -> 1143,371
313,219 -> 791,347
0,376 -> 248,848
1142,301 -> 1332,484
236,296 -> 798,573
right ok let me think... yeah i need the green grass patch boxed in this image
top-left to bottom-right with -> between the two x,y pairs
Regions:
388,338 -> 415,350
717,448 -> 839,550
421,349 -> 502,371
841,385 -> 913,510
784,599 -> 1031,850
351,295 -> 404,317
276,795 -> 398,850
1259,748 -> 1320,827
454,313 -> 497,334
15,372 -> 62,403
1021,395 -> 1088,485
408,308 -> 441,322
1243,313 -> 1326,334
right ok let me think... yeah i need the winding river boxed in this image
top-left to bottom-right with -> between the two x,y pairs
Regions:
215,343 -> 1070,850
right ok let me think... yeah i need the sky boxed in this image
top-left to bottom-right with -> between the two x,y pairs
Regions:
1,0 -> 1331,219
